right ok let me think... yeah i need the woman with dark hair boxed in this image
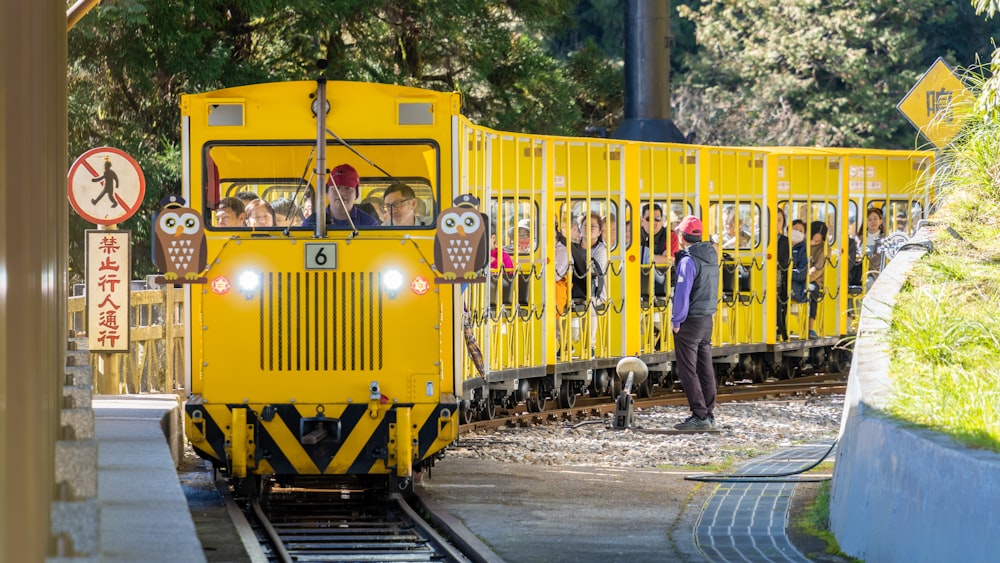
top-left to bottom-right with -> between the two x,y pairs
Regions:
863,207 -> 885,277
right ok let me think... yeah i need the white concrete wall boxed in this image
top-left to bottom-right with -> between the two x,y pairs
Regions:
830,231 -> 1000,562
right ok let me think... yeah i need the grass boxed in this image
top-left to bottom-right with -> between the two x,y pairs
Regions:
792,482 -> 862,562
884,112 -> 1000,452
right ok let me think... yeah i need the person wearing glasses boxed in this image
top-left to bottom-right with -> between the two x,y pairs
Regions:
301,163 -> 379,228
639,203 -> 672,297
382,182 -> 424,226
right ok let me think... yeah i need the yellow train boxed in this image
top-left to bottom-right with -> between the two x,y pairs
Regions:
179,77 -> 933,491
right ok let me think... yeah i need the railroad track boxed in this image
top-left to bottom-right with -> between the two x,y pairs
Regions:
218,477 -> 482,562
459,372 -> 847,433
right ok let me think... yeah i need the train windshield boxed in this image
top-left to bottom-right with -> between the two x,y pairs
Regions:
202,141 -> 439,230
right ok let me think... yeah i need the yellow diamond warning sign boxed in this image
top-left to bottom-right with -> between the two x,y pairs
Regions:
897,57 -> 972,149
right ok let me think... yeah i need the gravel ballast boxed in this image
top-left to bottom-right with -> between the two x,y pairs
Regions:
449,395 -> 844,468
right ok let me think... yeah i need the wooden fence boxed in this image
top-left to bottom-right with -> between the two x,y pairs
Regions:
67,288 -> 186,394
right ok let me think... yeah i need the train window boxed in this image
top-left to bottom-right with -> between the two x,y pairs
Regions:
358,180 -> 434,227
710,202 -> 761,250
202,141 -> 439,230
848,201 -> 859,240
784,200 -> 837,245
557,199 -> 618,251
492,198 -> 537,257
886,199 -> 922,235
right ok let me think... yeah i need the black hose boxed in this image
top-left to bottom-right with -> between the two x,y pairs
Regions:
684,439 -> 838,483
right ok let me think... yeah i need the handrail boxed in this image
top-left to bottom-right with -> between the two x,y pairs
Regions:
68,287 -> 185,394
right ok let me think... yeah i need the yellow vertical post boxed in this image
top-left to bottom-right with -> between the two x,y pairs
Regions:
395,407 -> 413,478
230,408 -> 247,478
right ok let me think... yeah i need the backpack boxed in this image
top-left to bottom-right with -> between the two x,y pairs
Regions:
571,242 -> 605,301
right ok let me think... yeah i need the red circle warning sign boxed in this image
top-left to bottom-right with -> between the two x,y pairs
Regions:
68,147 -> 146,225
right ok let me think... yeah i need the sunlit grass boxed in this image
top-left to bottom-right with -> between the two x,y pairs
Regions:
886,95 -> 1000,451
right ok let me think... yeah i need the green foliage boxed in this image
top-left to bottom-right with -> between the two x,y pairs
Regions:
68,0 -> 583,277
673,0 -> 1000,148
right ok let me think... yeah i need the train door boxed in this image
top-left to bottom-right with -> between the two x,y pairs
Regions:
704,148 -> 769,350
773,149 -> 845,341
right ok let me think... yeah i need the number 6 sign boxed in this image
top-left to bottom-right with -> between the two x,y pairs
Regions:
305,243 -> 338,270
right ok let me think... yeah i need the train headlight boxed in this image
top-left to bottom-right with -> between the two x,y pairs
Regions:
383,269 -> 403,298
238,270 -> 260,299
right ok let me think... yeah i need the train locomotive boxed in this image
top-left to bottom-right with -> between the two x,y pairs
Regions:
179,76 -> 935,492
181,79 -> 465,493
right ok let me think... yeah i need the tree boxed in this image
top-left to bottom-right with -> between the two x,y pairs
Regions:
67,0 -> 588,280
673,0 -> 1000,148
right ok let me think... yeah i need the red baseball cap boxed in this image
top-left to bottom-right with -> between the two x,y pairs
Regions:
676,215 -> 703,236
328,164 -> 360,189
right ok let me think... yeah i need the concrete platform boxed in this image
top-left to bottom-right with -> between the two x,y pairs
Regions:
94,395 -> 206,563
415,458 -> 713,562
415,444 -> 843,563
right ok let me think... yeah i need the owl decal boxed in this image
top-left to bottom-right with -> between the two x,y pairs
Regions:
152,195 -> 207,284
434,193 -> 488,284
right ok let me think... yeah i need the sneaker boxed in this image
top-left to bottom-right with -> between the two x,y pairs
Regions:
674,416 -> 712,430
707,414 -> 715,426
808,330 -> 819,339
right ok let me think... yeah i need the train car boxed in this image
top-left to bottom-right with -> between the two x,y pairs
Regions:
181,79 -> 466,493
457,138 -> 935,410
178,77 -> 936,469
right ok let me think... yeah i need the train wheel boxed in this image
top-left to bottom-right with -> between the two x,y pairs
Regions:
781,357 -> 798,379
557,383 -> 577,409
588,368 -> 610,397
751,358 -> 765,383
526,381 -> 546,413
636,374 -> 652,398
481,392 -> 497,420
458,401 -> 476,424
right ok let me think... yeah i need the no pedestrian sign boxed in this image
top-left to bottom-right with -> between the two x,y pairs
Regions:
68,147 -> 146,225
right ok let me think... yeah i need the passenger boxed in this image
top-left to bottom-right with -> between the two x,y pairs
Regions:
574,212 -> 608,348
416,197 -> 430,224
490,221 -> 514,271
234,191 -> 259,204
863,207 -> 885,276
604,213 -> 618,250
214,197 -> 245,227
356,202 -> 383,225
514,218 -> 532,253
775,208 -> 790,341
363,194 -> 386,223
382,182 -> 423,226
586,212 -> 608,307
721,205 -> 738,248
271,197 -> 304,227
300,187 -> 314,220
554,213 -> 572,351
895,211 -> 908,234
793,221 -> 827,339
671,215 -> 720,430
847,215 -> 862,286
301,164 -> 379,228
639,203 -> 670,297
640,203 -> 670,265
244,199 -> 276,228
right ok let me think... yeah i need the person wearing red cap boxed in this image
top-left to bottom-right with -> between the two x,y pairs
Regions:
671,215 -> 720,430
302,163 -> 380,228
